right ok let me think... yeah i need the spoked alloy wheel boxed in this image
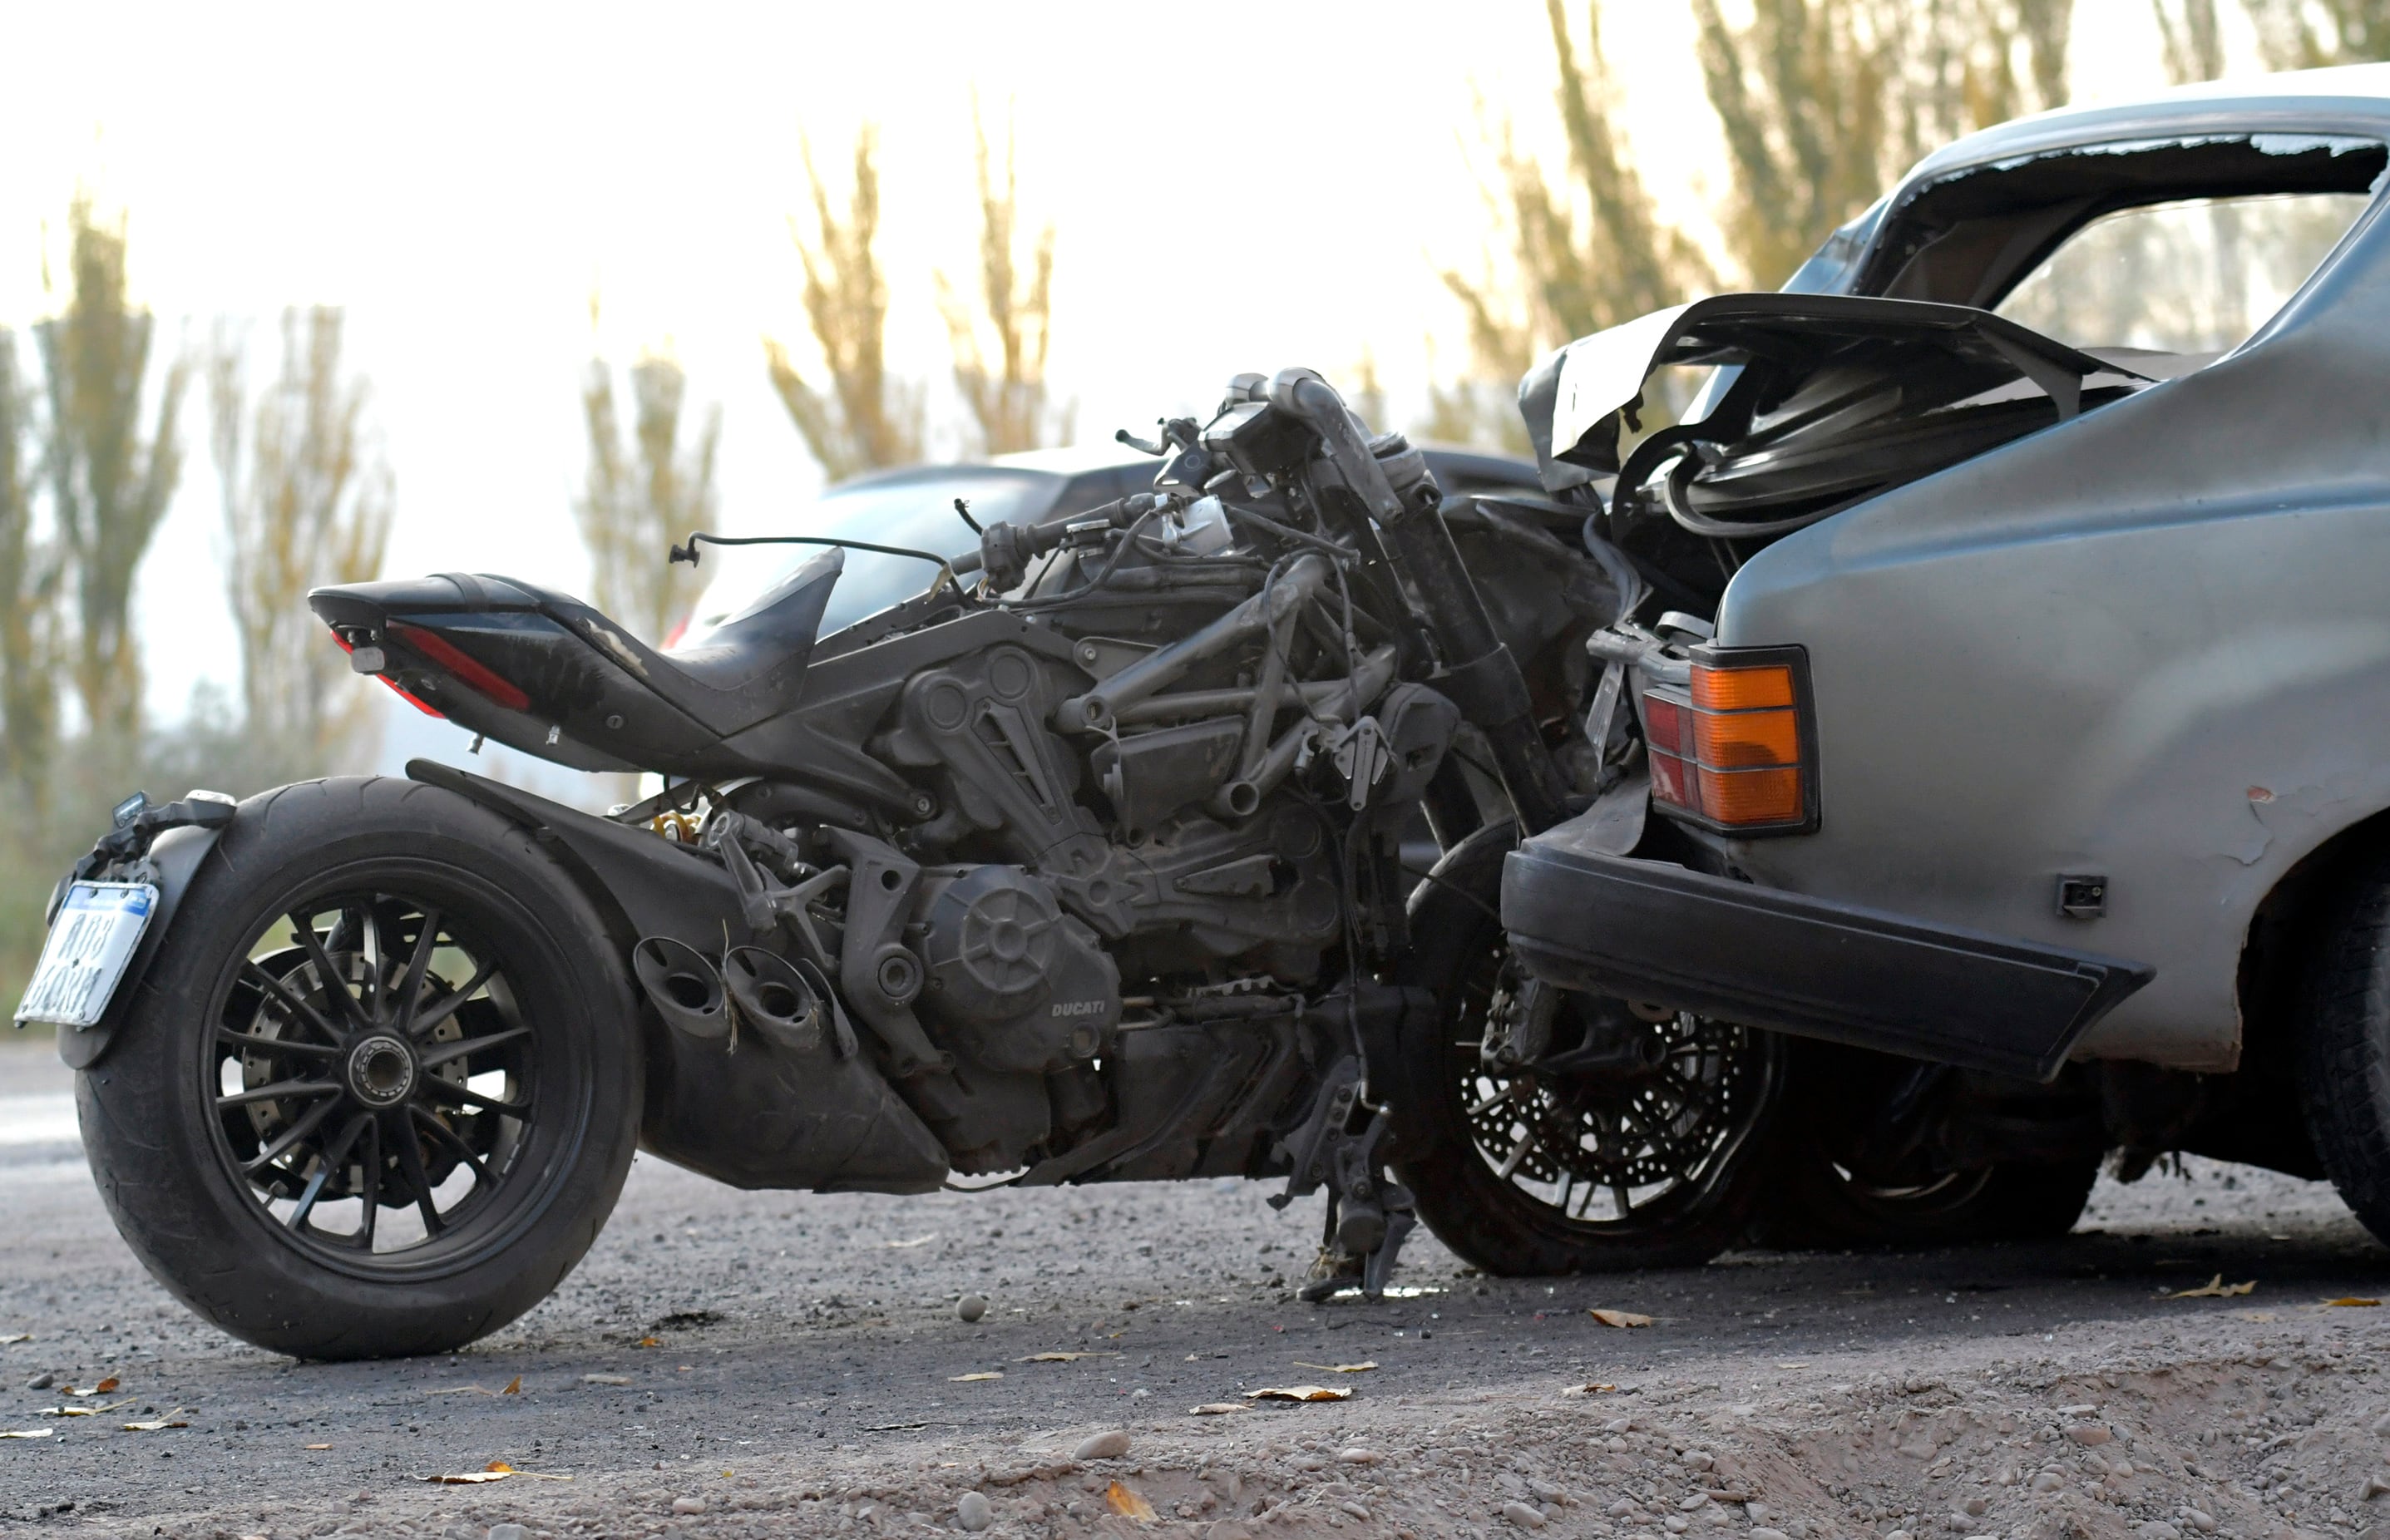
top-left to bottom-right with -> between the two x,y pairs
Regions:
1389,825 -> 1781,1274
215,892 -> 542,1263
1455,965 -> 1772,1232
80,777 -> 639,1360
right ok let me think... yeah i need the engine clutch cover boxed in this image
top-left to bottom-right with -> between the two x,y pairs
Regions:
918,864 -> 1061,1019
915,864 -> 1118,1074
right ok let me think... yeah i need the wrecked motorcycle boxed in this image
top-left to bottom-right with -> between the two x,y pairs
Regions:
24,368 -> 1787,1360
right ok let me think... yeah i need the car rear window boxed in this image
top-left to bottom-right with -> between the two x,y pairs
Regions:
1995,190 -> 2374,358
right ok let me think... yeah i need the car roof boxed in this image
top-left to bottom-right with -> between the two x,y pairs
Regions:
1906,63 -> 2390,184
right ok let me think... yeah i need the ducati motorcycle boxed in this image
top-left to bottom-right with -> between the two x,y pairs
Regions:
27,369 -> 1778,1359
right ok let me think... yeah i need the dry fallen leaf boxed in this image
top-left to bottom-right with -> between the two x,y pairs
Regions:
1244,1385 -> 1352,1402
1105,1480 -> 1158,1522
40,1408 -> 90,1419
637,1335 -> 662,1348
1561,1383 -> 1619,1395
2327,1297 -> 2381,1307
2238,1310 -> 2279,1323
486,1460 -> 514,1473
122,1409 -> 189,1432
883,1233 -> 939,1249
950,1371 -> 1004,1383
1020,1351 -> 1118,1363
500,1375 -> 522,1395
0,1429 -> 52,1439
0,1334 -> 29,1345
1589,1309 -> 1654,1328
422,1470 -> 511,1485
2165,1274 -> 2256,1300
304,1444 -> 332,1451
1189,1403 -> 1247,1416
1291,1360 -> 1377,1374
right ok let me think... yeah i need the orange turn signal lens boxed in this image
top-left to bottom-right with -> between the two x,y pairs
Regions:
1696,765 -> 1805,825
1690,662 -> 1795,712
1691,706 -> 1800,769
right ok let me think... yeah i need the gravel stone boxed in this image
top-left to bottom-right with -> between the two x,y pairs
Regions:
956,1490 -> 993,1531
2068,1424 -> 2116,1447
956,1294 -> 987,1323
486,1527 -> 528,1540
1503,1499 -> 1550,1529
1074,1430 -> 1132,1461
670,1496 -> 706,1515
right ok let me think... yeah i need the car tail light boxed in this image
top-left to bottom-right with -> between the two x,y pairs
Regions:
1642,645 -> 1817,835
388,622 -> 531,712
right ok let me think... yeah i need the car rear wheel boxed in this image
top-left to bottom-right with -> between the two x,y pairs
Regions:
78,777 -> 641,1360
2296,849 -> 2390,1248
1751,1044 -> 2098,1248
1386,825 -> 1782,1275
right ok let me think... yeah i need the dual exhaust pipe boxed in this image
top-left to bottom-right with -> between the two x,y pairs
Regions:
630,937 -> 853,1056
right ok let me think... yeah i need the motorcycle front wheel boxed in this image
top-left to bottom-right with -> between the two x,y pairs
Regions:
1388,824 -> 1782,1275
78,776 -> 641,1360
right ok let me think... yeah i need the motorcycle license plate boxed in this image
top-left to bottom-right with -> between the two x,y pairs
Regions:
14,882 -> 160,1029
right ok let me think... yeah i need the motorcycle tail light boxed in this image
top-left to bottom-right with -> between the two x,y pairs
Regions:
329,626 -> 445,718
1642,645 -> 1817,835
389,622 -> 531,713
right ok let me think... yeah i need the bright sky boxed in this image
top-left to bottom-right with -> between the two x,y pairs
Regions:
0,1 -> 2220,786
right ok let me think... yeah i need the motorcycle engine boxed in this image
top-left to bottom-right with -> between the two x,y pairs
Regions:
910,864 -> 1120,1075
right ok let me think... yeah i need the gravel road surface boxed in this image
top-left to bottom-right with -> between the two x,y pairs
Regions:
1,1039 -> 2388,1540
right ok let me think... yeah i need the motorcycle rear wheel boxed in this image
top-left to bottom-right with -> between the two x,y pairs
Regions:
1388,825 -> 1782,1275
78,776 -> 641,1360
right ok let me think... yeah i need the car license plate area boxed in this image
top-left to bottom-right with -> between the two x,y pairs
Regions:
14,882 -> 160,1029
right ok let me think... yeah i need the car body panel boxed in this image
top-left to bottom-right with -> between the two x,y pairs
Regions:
1509,67 -> 2390,1074
1719,77 -> 2390,1070
1717,190 -> 2390,1068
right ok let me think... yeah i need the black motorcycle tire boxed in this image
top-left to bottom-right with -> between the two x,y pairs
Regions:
2295,849 -> 2390,1250
77,776 -> 641,1360
1385,823 -> 1781,1275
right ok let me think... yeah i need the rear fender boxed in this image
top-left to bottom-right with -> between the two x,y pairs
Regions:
402,760 -> 747,952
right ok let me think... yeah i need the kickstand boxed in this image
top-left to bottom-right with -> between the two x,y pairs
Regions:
1360,1184 -> 1417,1300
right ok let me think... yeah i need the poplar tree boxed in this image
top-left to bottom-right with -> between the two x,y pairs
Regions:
209,307 -> 394,771
1693,0 -> 2073,289
0,329 -> 55,800
2244,0 -> 2390,64
939,105 -> 1065,457
577,322 -> 718,645
765,129 -> 924,481
35,192 -> 189,741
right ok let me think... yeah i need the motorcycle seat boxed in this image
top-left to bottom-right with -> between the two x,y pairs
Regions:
525,550 -> 843,737
313,552 -> 843,738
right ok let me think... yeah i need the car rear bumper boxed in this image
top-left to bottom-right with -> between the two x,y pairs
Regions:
1500,836 -> 2153,1083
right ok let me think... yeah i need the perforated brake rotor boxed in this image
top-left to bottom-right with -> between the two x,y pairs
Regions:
1459,957 -> 1762,1214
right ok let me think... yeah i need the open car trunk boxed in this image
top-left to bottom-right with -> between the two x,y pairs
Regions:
1517,294 -> 2158,545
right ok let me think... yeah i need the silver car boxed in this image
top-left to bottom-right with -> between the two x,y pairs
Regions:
1495,66 -> 2390,1255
